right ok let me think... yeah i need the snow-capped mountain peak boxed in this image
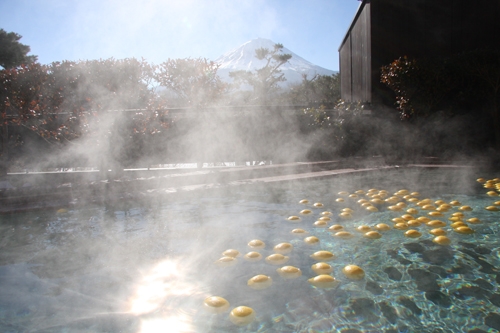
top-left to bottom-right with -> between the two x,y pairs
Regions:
215,38 -> 336,87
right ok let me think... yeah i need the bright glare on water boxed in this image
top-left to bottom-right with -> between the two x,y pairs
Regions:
0,167 -> 499,332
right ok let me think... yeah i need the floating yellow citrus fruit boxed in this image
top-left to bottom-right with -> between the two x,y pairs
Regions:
318,216 -> 331,221
310,250 -> 336,261
321,211 -> 333,216
334,231 -> 354,239
300,209 -> 313,215
328,225 -> 344,231
299,199 -> 309,204
392,217 -> 405,224
466,217 -> 481,224
313,203 -> 324,208
247,275 -> 272,290
222,249 -> 240,258
229,306 -> 255,326
336,198 -> 345,203
375,223 -> 391,231
243,252 -> 262,262
274,243 -> 293,254
276,266 -> 302,279
405,230 -> 422,238
486,206 -> 499,211
452,212 -> 464,217
342,265 -> 365,280
363,231 -> 382,239
215,257 -> 237,267
430,228 -> 446,236
459,206 -> 472,211
454,226 -> 474,234
248,239 -> 265,249
365,206 -> 379,212
406,208 -> 418,215
313,220 -> 328,227
428,211 -> 443,217
422,205 -> 436,210
338,191 -> 349,196
450,200 -> 461,206
417,216 -> 431,223
356,225 -> 371,233
204,296 -> 230,314
291,228 -> 308,235
304,236 -> 320,244
311,262 -> 333,275
394,222 -> 409,230
433,235 -> 451,245
265,254 -> 289,265
477,178 -> 486,183
388,205 -> 402,211
339,212 -> 352,219
426,220 -> 446,228
407,220 -> 421,227
287,216 -> 301,222
451,221 -> 467,228
487,191 -> 499,197
308,274 -> 340,288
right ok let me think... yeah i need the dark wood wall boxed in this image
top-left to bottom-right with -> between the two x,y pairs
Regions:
339,2 -> 371,103
339,0 -> 500,105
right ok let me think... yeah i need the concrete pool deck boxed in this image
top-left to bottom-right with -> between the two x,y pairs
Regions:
0,159 -> 486,214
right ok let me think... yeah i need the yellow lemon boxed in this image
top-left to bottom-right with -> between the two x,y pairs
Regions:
276,266 -> 302,279
454,226 -> 474,234
265,254 -> 289,265
328,224 -> 344,232
311,262 -> 333,275
313,203 -> 324,208
342,265 -> 365,280
356,225 -> 371,233
222,249 -> 240,258
310,250 -> 336,261
404,230 -> 422,238
243,252 -> 262,262
426,220 -> 447,228
363,231 -> 382,239
433,235 -> 451,245
466,217 -> 481,224
300,209 -> 313,215
215,257 -> 237,267
229,306 -> 255,326
308,275 -> 340,288
274,242 -> 293,254
375,223 -> 391,231
287,216 -> 301,222
334,231 -> 354,239
486,206 -> 500,211
291,228 -> 308,235
430,228 -> 446,236
204,296 -> 230,314
248,239 -> 265,249
313,220 -> 328,227
299,199 -> 309,204
459,206 -> 473,211
407,220 -> 422,227
304,236 -> 320,245
247,275 -> 272,290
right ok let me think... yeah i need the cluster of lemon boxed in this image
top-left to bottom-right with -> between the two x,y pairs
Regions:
477,177 -> 500,211
206,234 -> 364,325
204,177 -> 499,326
294,178 -> 500,247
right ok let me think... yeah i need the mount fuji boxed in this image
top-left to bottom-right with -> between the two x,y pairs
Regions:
215,38 -> 336,88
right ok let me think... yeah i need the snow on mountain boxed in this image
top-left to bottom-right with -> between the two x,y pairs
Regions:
215,38 -> 336,88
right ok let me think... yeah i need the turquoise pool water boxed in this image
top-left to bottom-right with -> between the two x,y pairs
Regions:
0,167 -> 499,332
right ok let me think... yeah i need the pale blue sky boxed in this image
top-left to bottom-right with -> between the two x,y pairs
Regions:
0,0 -> 361,71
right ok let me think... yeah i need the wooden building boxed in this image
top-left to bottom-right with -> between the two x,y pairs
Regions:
339,0 -> 500,107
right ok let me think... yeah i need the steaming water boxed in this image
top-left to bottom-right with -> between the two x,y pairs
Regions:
1,167 -> 499,332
